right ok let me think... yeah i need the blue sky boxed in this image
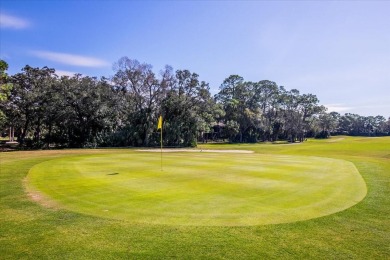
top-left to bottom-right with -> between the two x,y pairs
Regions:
1,0 -> 389,117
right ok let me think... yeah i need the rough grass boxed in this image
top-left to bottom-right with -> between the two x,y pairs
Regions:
1,136 -> 389,259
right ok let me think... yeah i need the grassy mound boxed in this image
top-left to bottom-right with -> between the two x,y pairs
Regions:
26,152 -> 366,226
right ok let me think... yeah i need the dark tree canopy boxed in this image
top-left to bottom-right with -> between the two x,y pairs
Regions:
0,58 -> 388,149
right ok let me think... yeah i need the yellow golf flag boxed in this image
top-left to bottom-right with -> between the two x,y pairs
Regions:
157,115 -> 163,171
157,115 -> 163,130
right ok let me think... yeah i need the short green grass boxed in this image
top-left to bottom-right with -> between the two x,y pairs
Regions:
26,152 -> 366,226
1,136 -> 389,259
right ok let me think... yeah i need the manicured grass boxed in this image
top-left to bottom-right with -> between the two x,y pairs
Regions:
27,152 -> 365,226
1,137 -> 389,259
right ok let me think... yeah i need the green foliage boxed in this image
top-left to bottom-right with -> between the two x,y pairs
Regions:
111,59 -> 218,147
224,120 -> 240,141
215,76 -> 326,142
336,113 -> 389,136
1,59 -> 388,148
0,60 -> 12,101
0,60 -> 12,129
315,130 -> 331,139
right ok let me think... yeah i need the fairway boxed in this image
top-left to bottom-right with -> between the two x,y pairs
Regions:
26,151 -> 366,226
2,137 -> 390,259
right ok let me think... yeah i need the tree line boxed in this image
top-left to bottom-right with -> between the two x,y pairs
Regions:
0,58 -> 389,148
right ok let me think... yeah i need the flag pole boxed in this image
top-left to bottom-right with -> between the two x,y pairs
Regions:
157,115 -> 163,171
160,121 -> 163,171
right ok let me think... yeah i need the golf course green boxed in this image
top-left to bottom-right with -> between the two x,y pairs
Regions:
26,152 -> 366,226
1,136 -> 389,258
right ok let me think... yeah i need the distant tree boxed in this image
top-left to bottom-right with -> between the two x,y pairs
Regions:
6,66 -> 57,146
297,93 -> 326,141
216,76 -> 325,143
372,115 -> 387,135
112,57 -> 169,146
224,120 -> 240,142
215,75 -> 260,142
3,59 -> 387,149
252,80 -> 280,141
56,75 -> 120,147
279,88 -> 300,142
386,117 -> 390,134
317,111 -> 340,138
337,113 -> 390,136
0,60 -> 12,130
162,70 -> 217,147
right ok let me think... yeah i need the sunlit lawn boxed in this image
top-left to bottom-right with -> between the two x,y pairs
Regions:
1,136 -> 389,259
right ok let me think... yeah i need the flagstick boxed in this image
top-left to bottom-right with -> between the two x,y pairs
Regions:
160,125 -> 163,171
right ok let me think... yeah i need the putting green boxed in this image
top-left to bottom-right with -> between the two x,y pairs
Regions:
26,151 -> 366,226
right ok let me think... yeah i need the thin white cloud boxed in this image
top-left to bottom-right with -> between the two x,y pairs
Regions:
324,104 -> 353,113
0,13 -> 30,29
31,50 -> 109,67
55,70 -> 78,77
